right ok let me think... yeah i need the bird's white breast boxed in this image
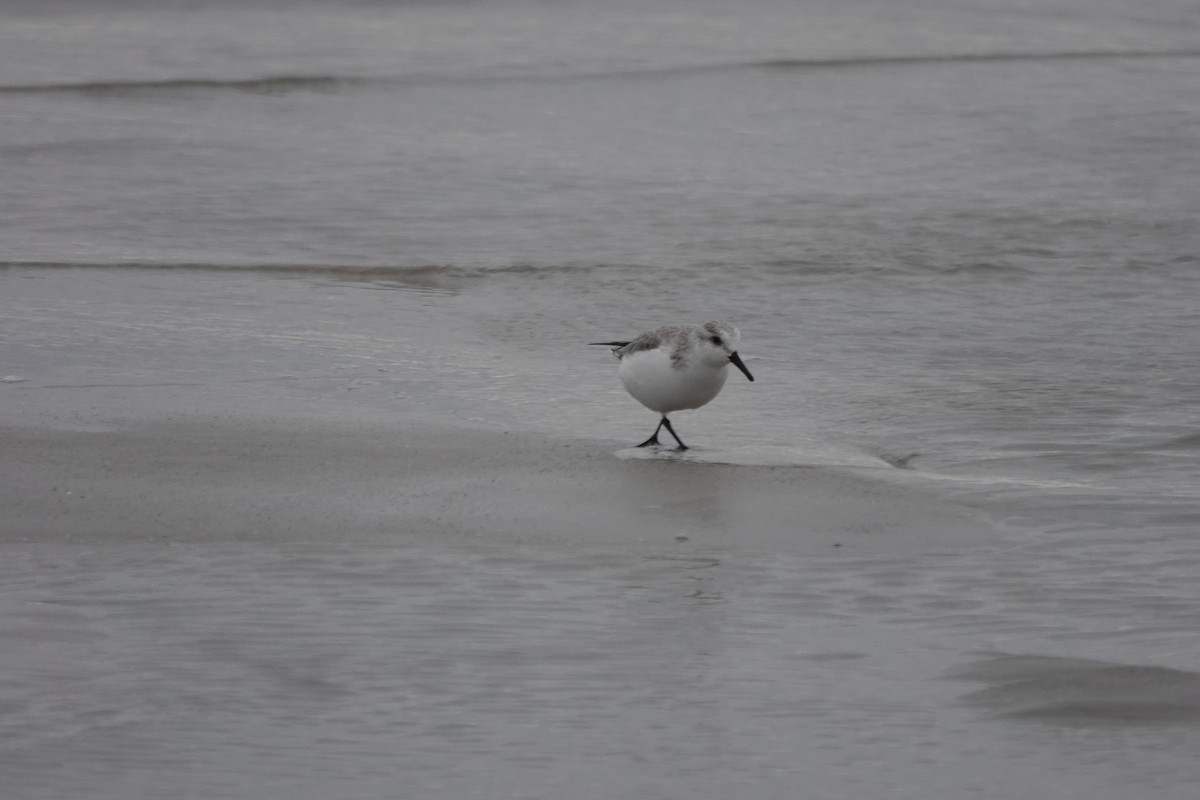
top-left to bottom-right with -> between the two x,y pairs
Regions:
617,347 -> 729,414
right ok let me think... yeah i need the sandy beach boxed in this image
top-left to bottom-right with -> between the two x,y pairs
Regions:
0,379 -> 995,554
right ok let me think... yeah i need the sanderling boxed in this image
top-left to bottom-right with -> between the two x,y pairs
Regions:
590,321 -> 754,450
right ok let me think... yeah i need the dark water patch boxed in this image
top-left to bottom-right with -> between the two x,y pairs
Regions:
754,49 -> 1200,72
756,256 -> 1033,280
951,653 -> 1200,725
0,74 -> 362,96
0,260 -> 472,295
757,257 -> 889,277
0,260 -> 448,279
0,137 -> 165,158
1143,432 -> 1200,451
879,451 -> 921,469
0,260 -> 603,276
562,49 -> 1200,85
0,259 -> 652,281
930,261 -> 1034,277
0,259 -> 636,295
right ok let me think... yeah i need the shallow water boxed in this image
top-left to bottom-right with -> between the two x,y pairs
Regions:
3,0 -> 1200,797
3,540 -> 1200,800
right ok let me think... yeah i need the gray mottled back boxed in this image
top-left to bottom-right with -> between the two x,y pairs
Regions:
615,326 -> 691,364
611,322 -> 740,368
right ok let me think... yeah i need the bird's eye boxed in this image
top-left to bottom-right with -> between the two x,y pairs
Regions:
710,335 -> 722,345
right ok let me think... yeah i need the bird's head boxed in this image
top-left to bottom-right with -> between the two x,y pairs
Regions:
698,321 -> 754,381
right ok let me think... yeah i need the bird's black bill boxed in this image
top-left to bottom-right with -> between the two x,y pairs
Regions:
729,351 -> 754,381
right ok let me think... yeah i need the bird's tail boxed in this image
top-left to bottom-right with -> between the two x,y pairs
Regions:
588,340 -> 630,358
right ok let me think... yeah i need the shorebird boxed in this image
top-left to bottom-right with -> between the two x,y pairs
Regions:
590,321 -> 753,450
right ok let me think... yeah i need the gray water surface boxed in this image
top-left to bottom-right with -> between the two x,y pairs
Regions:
4,541 -> 1200,800
3,0 -> 1200,797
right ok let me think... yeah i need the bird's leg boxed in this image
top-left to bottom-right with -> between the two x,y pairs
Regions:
660,416 -> 688,450
637,418 -> 665,447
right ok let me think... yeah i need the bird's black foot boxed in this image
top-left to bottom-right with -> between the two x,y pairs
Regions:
636,416 -> 689,450
637,417 -> 667,448
660,416 -> 688,450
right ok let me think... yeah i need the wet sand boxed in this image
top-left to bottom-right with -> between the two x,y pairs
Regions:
6,388 -> 1200,800
1,386 -> 994,554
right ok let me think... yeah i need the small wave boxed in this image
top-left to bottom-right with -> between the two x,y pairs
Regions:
1144,432 -> 1200,451
0,259 -> 630,275
0,259 -> 473,283
751,49 -> 1200,73
0,259 -> 489,298
952,653 -> 1200,725
0,259 -> 421,273
2,49 -> 1196,96
0,74 -> 366,96
0,136 -> 164,157
0,260 -> 602,294
933,261 -> 1034,277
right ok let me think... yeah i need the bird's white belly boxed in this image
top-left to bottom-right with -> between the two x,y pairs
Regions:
618,349 -> 729,414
